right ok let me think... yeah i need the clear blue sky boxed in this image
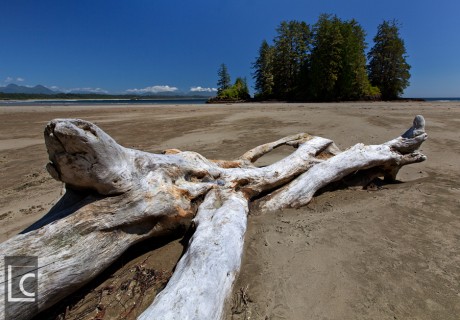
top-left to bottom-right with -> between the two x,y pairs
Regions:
1,0 -> 459,97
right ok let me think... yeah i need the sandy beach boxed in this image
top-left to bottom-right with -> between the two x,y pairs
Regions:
1,101 -> 459,319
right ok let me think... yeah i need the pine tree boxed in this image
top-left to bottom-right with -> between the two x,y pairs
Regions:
217,63 -> 231,95
234,77 -> 250,100
367,20 -> 411,100
336,19 -> 370,100
252,40 -> 275,99
272,20 -> 311,99
309,14 -> 344,101
309,15 -> 372,101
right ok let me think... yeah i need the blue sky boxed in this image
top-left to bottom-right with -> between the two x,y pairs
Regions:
1,0 -> 459,97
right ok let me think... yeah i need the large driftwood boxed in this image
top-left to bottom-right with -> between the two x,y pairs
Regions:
0,116 -> 427,320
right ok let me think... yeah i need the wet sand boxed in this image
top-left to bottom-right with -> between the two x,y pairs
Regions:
0,102 -> 459,319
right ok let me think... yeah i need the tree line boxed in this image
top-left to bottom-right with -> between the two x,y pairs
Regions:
253,15 -> 410,101
215,15 -> 411,102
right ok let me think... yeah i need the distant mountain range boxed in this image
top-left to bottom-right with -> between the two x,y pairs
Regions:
0,84 -> 56,94
0,84 -> 215,97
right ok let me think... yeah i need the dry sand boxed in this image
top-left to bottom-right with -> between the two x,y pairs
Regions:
0,101 -> 459,319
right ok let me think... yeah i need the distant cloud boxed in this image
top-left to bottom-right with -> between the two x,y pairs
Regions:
70,87 -> 109,94
47,86 -> 109,94
4,76 -> 25,83
190,86 -> 217,92
126,85 -> 178,94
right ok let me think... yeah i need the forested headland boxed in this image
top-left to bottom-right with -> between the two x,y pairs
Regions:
212,15 -> 411,102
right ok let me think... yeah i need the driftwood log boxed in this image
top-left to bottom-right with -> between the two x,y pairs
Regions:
0,115 -> 427,320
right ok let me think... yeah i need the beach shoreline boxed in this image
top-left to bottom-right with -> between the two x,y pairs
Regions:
1,101 -> 459,319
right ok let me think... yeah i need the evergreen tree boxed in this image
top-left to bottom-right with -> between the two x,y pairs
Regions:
217,63 -> 231,95
336,19 -> 370,100
272,20 -> 311,99
309,15 -> 372,101
252,40 -> 274,99
233,77 -> 250,100
309,14 -> 343,101
367,20 -> 411,100
216,77 -> 250,101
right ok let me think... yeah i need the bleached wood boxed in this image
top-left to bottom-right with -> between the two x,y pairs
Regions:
0,116 -> 427,320
139,189 -> 248,320
260,115 -> 427,210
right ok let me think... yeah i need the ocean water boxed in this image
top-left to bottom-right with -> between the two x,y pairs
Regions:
0,98 -> 209,106
423,97 -> 460,102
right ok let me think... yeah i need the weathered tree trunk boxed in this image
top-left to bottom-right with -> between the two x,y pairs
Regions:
0,116 -> 427,320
